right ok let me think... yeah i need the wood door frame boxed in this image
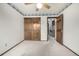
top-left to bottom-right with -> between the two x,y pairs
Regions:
24,17 -> 41,41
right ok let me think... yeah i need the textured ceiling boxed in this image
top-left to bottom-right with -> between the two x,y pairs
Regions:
8,3 -> 71,16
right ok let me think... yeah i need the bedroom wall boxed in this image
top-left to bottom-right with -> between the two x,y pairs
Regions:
61,4 -> 79,55
41,16 -> 47,41
0,3 -> 24,55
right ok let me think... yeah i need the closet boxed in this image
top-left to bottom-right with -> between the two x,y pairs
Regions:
24,17 -> 41,41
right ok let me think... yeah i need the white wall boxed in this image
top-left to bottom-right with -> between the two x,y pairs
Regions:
0,4 -> 24,55
41,16 -> 47,41
62,4 -> 79,55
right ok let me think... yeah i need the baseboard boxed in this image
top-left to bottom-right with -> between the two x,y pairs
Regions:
0,40 -> 24,56
41,40 -> 48,41
63,44 -> 79,56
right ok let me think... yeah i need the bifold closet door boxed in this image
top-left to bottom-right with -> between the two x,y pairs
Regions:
24,17 -> 40,41
32,18 -> 40,41
24,18 -> 32,40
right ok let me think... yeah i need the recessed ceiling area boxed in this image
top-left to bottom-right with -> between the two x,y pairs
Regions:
8,3 -> 71,16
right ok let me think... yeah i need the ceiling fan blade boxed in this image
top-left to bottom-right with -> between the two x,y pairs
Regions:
43,4 -> 50,9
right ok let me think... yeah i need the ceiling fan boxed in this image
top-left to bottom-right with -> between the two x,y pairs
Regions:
24,3 -> 50,11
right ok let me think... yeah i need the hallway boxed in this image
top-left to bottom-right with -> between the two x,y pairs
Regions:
3,36 -> 76,56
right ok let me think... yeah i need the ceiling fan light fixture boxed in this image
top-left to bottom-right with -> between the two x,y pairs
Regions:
36,3 -> 43,9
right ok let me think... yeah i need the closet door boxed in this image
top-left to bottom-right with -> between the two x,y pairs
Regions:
32,18 -> 40,41
24,18 -> 32,40
24,17 -> 41,41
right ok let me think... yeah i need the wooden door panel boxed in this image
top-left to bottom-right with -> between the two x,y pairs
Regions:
33,23 -> 40,31
32,31 -> 40,40
33,18 -> 40,31
56,14 -> 63,44
57,31 -> 62,43
32,18 -> 40,40
57,21 -> 62,30
24,18 -> 32,40
24,31 -> 32,40
24,19 -> 32,31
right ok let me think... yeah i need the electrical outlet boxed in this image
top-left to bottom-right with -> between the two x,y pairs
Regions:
5,43 -> 7,47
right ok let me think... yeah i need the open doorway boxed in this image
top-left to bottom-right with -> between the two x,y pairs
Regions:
47,17 -> 56,40
47,14 -> 63,44
24,17 -> 41,41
